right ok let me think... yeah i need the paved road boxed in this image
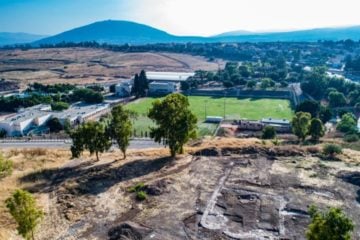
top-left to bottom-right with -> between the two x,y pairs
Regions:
0,139 -> 164,149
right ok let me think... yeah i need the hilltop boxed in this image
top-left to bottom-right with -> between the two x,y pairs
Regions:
33,20 -> 360,45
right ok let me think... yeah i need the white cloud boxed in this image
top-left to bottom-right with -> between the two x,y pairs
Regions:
123,0 -> 360,36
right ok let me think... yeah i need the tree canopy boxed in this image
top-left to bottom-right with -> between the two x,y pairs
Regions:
148,93 -> 197,157
70,121 -> 112,161
5,189 -> 43,240
306,206 -> 353,240
292,112 -> 312,142
108,105 -> 133,159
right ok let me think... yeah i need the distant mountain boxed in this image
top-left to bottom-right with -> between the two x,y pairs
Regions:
0,32 -> 47,46
34,20 -> 360,45
214,26 -> 360,42
213,30 -> 254,38
35,20 -> 207,45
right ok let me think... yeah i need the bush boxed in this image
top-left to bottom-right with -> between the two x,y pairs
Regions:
128,182 -> 145,193
262,126 -> 276,139
136,191 -> 147,201
0,154 -> 13,179
344,134 -> 359,143
323,144 -> 342,158
51,101 -> 69,111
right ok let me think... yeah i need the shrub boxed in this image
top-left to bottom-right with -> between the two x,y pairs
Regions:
306,206 -> 353,240
323,144 -> 342,158
136,191 -> 147,201
262,126 -> 276,139
344,134 -> 359,143
0,154 -> 13,179
128,182 -> 145,193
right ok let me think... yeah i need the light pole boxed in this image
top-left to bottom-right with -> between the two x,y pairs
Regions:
223,92 -> 226,119
204,100 -> 208,120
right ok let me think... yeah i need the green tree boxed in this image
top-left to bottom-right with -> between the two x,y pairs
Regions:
262,126 -> 276,139
328,91 -> 347,108
70,121 -> 111,161
292,112 -> 311,142
306,206 -> 353,240
309,118 -> 325,142
108,105 -> 133,159
46,118 -> 63,133
319,106 -> 332,123
51,101 -> 69,111
296,100 -> 320,118
246,80 -> 257,89
5,189 -> 44,240
148,93 -> 197,157
337,113 -> 357,134
260,78 -> 275,89
132,70 -> 149,98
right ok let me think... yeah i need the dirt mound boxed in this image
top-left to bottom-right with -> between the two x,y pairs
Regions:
145,178 -> 173,196
108,222 -> 152,240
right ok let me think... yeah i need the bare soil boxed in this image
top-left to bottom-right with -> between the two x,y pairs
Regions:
1,139 -> 360,240
0,48 -> 224,88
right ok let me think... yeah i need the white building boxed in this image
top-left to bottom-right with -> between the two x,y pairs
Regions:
0,103 -> 110,136
146,71 -> 195,83
0,104 -> 52,136
115,81 -> 132,97
53,103 -> 110,125
148,81 -> 178,95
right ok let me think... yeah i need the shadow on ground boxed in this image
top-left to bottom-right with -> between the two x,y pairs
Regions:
20,156 -> 172,196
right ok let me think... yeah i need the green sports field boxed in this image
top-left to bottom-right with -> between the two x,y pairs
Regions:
125,96 -> 293,136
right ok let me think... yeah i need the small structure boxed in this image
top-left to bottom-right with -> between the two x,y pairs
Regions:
115,81 -> 132,97
205,116 -> 223,123
149,81 -> 178,95
236,120 -> 263,131
261,118 -> 291,132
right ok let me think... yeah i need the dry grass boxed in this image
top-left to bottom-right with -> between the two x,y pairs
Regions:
0,48 -> 223,88
0,149 -> 70,239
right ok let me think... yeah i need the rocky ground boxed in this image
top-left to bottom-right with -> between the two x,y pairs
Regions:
1,139 -> 360,240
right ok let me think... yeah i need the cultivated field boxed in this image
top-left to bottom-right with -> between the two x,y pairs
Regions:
125,96 -> 294,135
0,48 -> 224,88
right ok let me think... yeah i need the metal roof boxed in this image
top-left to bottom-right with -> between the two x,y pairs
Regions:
146,71 -> 195,82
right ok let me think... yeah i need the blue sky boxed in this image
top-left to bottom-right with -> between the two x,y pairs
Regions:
1,0 -> 360,36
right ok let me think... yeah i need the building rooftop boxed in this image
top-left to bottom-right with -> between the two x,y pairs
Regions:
53,103 -> 110,121
146,71 -> 195,82
1,104 -> 52,125
261,118 -> 290,125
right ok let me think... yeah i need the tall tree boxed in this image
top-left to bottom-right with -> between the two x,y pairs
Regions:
306,206 -> 353,240
328,91 -> 347,108
6,189 -> 44,240
309,118 -> 325,142
292,112 -> 311,142
148,93 -> 197,157
131,74 -> 140,98
139,70 -> 149,97
296,100 -> 320,118
108,105 -> 133,159
337,113 -> 357,134
70,121 -> 111,161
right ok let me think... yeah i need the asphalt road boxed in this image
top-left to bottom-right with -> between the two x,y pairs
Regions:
0,139 -> 165,150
